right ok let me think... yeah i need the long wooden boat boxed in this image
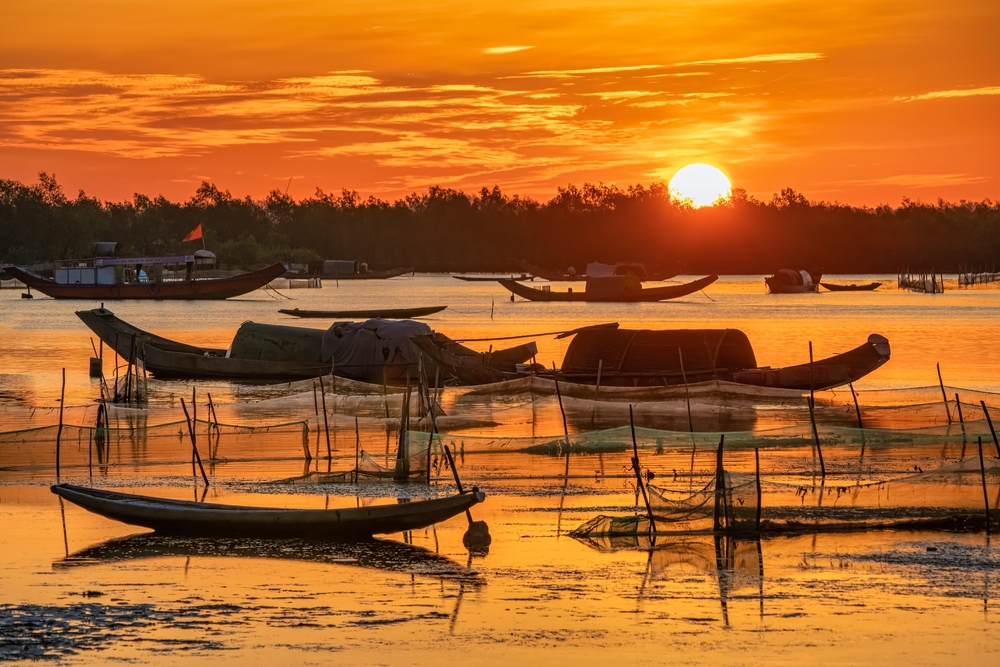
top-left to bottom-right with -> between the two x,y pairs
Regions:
6,262 -> 286,300
500,274 -> 718,302
52,484 -> 485,538
820,281 -> 882,292
453,274 -> 534,282
279,305 -> 447,319
557,328 -> 890,390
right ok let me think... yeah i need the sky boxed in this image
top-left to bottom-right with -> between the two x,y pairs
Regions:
1,0 -> 997,205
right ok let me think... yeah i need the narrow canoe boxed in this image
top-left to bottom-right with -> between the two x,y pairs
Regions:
820,282 -> 882,292
52,484 -> 486,538
499,275 -> 718,302
279,305 -> 448,319
6,263 -> 287,300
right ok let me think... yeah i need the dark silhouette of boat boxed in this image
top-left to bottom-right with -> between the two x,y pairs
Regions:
500,274 -> 717,302
764,269 -> 821,294
820,281 -> 882,292
411,332 -> 540,385
52,484 -> 484,538
454,274 -> 533,282
5,262 -> 286,300
519,261 -> 677,282
280,306 -> 447,319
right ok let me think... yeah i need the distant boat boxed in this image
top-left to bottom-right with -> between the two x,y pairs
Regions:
499,274 -> 718,302
5,260 -> 286,300
453,274 -> 534,282
52,484 -> 485,539
765,269 -> 821,294
280,306 -> 447,319
820,281 -> 882,292
520,261 -> 677,282
284,260 -> 413,280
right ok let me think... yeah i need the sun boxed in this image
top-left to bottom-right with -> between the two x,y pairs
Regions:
668,163 -> 731,207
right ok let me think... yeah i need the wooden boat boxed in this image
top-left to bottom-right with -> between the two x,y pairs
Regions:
5,262 -> 286,300
500,274 -> 718,302
411,332 -> 540,385
820,281 -> 882,292
280,305 -> 447,319
52,484 -> 485,538
556,327 -> 890,390
77,306 -> 330,380
764,269 -> 821,294
454,274 -> 533,282
519,262 -> 676,282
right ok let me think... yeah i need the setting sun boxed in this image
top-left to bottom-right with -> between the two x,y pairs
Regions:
669,163 -> 732,207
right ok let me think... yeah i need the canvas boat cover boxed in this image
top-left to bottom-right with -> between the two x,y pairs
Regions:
321,318 -> 433,382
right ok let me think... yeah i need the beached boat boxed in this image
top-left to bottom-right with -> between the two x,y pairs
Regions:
279,306 -> 447,319
52,484 -> 485,538
557,327 -> 890,389
764,269 -> 821,294
5,261 -> 286,300
820,281 -> 882,292
500,274 -> 718,302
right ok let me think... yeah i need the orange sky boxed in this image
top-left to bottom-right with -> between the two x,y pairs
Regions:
1,0 -> 997,204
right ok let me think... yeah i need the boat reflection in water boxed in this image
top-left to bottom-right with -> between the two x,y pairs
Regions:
53,533 -> 484,586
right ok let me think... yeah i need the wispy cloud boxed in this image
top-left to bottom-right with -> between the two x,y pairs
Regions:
504,65 -> 661,79
894,86 -> 1000,102
677,52 -> 824,66
482,46 -> 534,55
827,174 -> 992,188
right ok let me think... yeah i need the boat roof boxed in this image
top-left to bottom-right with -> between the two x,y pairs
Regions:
562,328 -> 757,375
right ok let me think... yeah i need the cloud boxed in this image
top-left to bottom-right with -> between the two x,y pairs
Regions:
504,65 -> 661,79
894,86 -> 1000,102
482,46 -> 534,55
828,174 -> 992,188
677,52 -> 824,66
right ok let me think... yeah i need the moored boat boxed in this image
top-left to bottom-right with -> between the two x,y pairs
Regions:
820,281 -> 882,292
52,484 -> 485,538
5,261 -> 286,300
280,306 -> 447,319
500,274 -> 718,303
765,269 -> 821,294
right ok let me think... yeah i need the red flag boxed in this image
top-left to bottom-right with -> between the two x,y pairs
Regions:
182,224 -> 203,242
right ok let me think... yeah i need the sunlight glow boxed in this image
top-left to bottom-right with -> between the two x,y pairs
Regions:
669,163 -> 731,207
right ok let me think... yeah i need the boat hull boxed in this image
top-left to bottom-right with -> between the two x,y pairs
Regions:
52,484 -> 485,538
280,306 -> 447,319
141,344 -> 330,380
6,263 -> 287,300
820,282 -> 882,292
499,275 -> 718,302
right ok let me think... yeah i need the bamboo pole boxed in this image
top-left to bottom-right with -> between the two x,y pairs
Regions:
318,375 -> 332,459
179,397 -> 210,486
713,434 -> 725,532
629,405 -> 656,536
980,400 -> 1000,458
754,447 -> 762,532
678,348 -> 694,433
594,359 -> 603,401
55,368 -> 65,479
551,362 -> 569,442
978,437 -> 992,535
443,443 -> 473,524
955,393 -> 967,442
937,363 -> 952,424
808,342 -> 825,476
354,416 -> 361,483
849,382 -> 863,429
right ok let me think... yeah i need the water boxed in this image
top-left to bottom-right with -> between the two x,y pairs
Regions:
2,274 -> 1000,664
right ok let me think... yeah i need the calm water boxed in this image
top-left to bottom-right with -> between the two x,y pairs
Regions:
2,274 -> 1000,664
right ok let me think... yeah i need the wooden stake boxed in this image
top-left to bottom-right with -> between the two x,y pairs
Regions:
55,368 -> 65,479
980,400 -> 1000,458
594,359 -> 603,401
678,347 -> 694,433
978,437 -> 992,535
354,416 -> 360,483
849,382 -> 863,429
443,443 -> 473,524
629,405 -> 656,535
937,363 -> 952,424
552,362 -> 569,441
180,397 -> 210,486
318,375 -> 332,459
754,447 -> 762,532
808,342 -> 825,476
713,434 -> 726,533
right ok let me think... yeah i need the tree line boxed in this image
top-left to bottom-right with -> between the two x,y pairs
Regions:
1,173 -> 998,273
